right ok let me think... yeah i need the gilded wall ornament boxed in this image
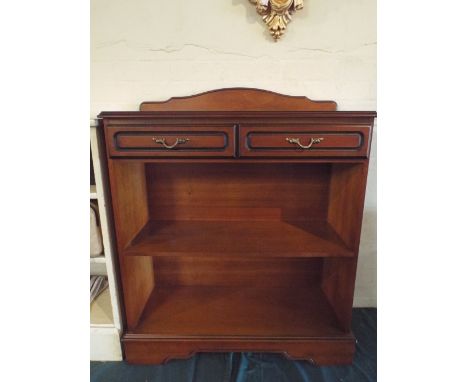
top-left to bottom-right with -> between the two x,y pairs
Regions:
249,0 -> 304,41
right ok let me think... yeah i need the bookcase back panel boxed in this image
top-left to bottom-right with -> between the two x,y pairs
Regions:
153,257 -> 323,288
146,163 -> 331,222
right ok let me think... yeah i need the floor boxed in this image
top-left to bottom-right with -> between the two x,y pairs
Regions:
91,308 -> 376,382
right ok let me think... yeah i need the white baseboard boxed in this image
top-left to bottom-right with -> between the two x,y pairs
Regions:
353,296 -> 377,308
90,326 -> 122,361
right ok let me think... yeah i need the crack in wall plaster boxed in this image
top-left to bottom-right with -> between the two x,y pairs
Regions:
94,40 -> 376,59
287,42 -> 376,54
94,40 -> 270,59
148,43 -> 271,59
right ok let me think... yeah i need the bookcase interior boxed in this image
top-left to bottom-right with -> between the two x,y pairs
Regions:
112,161 -> 365,337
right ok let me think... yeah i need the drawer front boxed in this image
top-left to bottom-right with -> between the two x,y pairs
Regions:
107,125 -> 236,158
239,125 -> 371,158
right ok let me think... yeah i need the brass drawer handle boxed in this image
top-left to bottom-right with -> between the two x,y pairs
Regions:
152,137 -> 190,149
286,137 -> 324,149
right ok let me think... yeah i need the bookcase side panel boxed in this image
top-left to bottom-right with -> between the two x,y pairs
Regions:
323,162 -> 370,331
327,163 -> 370,251
106,158 -> 154,329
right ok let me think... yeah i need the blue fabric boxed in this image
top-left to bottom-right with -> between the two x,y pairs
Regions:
91,308 -> 376,382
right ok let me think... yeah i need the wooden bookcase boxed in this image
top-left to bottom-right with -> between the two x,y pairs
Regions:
98,88 -> 375,365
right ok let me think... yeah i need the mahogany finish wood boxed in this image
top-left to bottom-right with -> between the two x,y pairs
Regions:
99,88 -> 375,365
125,220 -> 352,258
153,257 -> 323,287
131,286 -> 343,338
240,125 -> 371,158
123,338 -> 355,366
106,160 -> 154,329
145,163 -> 331,221
107,125 -> 236,158
140,88 -> 337,112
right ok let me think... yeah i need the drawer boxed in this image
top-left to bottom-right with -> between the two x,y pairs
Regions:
239,125 -> 371,158
107,125 -> 236,158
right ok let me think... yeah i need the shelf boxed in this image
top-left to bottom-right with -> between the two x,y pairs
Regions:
131,286 -> 344,338
90,256 -> 107,275
90,185 -> 98,199
125,220 -> 352,258
90,255 -> 106,263
91,287 -> 114,326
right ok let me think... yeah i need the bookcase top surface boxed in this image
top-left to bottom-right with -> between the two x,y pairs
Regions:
97,88 -> 376,119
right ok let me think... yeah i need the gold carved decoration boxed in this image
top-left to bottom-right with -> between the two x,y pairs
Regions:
249,0 -> 304,41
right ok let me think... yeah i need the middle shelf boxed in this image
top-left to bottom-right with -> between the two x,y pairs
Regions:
124,219 -> 352,258
113,161 -> 361,259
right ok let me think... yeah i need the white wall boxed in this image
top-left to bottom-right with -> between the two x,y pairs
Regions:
91,0 -> 376,307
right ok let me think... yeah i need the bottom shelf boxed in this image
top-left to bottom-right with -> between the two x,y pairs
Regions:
124,285 -> 354,365
131,286 -> 344,338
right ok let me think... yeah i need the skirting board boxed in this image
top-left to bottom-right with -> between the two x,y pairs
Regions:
91,327 -> 122,361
